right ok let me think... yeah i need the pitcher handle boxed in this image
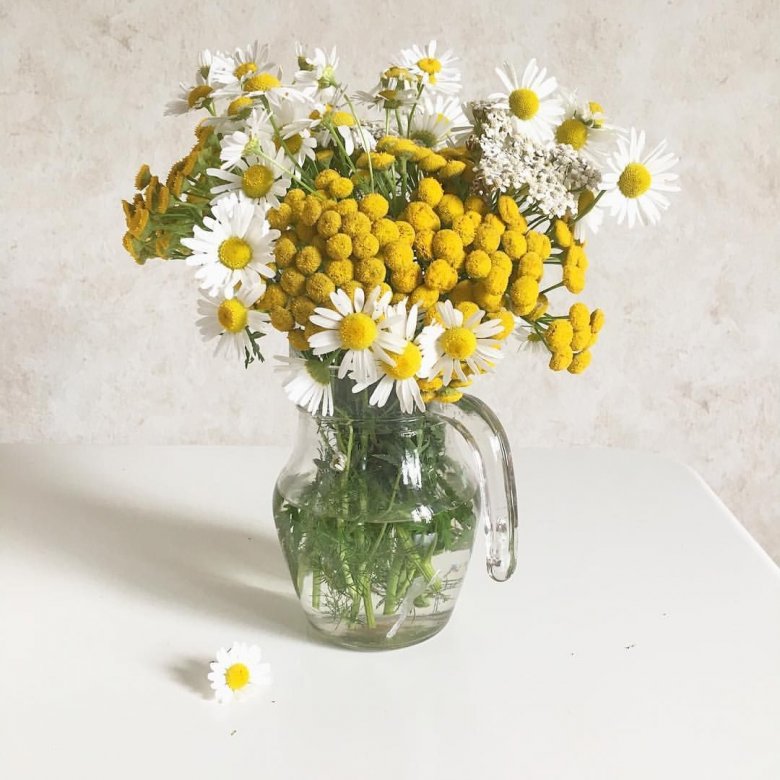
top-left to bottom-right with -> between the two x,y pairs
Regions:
434,395 -> 518,582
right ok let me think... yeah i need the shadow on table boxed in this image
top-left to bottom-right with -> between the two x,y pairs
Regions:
0,449 -> 312,648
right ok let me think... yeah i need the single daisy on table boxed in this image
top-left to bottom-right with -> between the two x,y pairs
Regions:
490,59 -> 564,144
208,641 -> 271,703
308,287 -> 406,384
196,284 -> 268,361
398,40 -> 461,95
275,354 -> 334,416
418,300 -> 503,386
353,301 -> 432,414
207,148 -> 292,208
218,107 -> 276,169
181,193 -> 278,298
600,127 -> 679,228
554,90 -> 621,161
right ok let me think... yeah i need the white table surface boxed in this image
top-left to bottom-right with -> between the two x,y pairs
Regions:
1,444 -> 778,779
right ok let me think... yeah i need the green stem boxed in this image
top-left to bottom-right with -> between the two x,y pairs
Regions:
311,561 -> 321,610
362,578 -> 376,628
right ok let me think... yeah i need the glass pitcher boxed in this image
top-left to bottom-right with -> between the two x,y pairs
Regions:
273,383 -> 518,651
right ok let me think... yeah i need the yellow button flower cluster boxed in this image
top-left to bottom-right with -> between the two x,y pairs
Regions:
246,168 -> 604,378
123,116 -> 606,379
543,303 -> 604,373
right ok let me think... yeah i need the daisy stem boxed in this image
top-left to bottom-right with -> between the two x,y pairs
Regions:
572,189 -> 606,224
393,108 -> 404,135
326,123 -> 357,174
254,147 -> 317,195
405,83 -> 425,137
343,91 -> 375,191
311,562 -> 321,610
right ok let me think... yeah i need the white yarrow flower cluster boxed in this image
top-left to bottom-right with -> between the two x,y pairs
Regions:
470,103 -> 601,217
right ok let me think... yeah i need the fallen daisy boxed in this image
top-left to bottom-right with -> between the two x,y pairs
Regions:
207,641 -> 272,703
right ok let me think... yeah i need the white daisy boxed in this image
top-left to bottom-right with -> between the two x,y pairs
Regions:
491,59 -> 564,144
207,641 -> 271,704
241,65 -> 309,108
295,46 -> 340,94
268,101 -> 319,165
209,41 -> 267,89
417,300 -> 503,386
398,40 -> 461,95
197,48 -> 230,81
515,324 -> 548,354
600,128 -> 680,228
315,108 -> 375,156
196,284 -> 268,362
554,90 -> 622,161
408,95 -> 471,149
165,73 -> 214,116
353,84 -> 418,112
218,108 -> 276,169
308,287 -> 406,383
353,301 -> 432,414
207,148 -> 291,208
353,65 -> 419,111
275,355 -> 334,416
182,193 -> 278,298
573,194 -> 605,241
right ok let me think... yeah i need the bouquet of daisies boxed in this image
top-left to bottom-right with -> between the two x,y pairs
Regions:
122,40 -> 679,417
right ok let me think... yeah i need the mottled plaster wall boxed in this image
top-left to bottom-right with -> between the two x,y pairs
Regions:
1,0 -> 778,559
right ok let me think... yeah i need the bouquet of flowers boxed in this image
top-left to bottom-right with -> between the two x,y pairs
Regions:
122,41 -> 679,647
122,40 -> 679,415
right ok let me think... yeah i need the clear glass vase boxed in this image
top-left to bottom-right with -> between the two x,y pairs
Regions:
273,382 -> 518,651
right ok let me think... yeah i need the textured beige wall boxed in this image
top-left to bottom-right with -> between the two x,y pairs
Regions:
2,0 -> 778,559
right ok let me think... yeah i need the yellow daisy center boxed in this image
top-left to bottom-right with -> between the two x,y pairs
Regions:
305,358 -> 331,385
187,85 -> 213,108
555,118 -> 589,150
508,88 -> 540,121
243,72 -> 281,92
588,101 -> 604,128
228,96 -> 253,116
384,66 -> 413,81
410,129 -> 438,148
383,342 -> 422,380
618,162 -> 652,198
217,299 -> 248,333
339,312 -> 378,350
224,662 -> 250,691
330,111 -> 355,127
276,133 -> 303,155
234,62 -> 257,79
440,327 -> 477,360
417,57 -> 442,79
241,164 -> 274,198
218,236 -> 253,269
